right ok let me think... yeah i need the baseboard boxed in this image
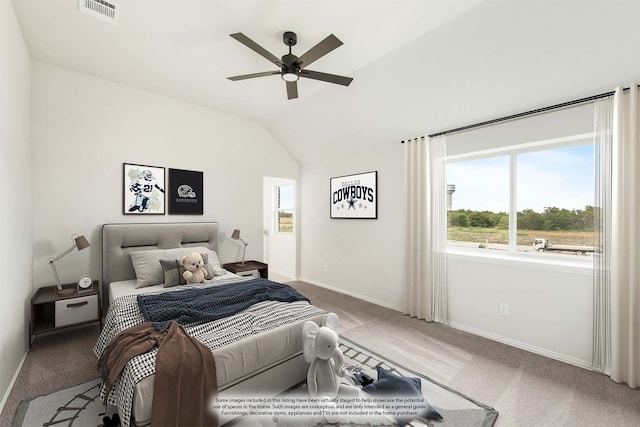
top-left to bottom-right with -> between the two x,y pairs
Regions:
297,278 -> 593,371
298,277 -> 403,312
448,321 -> 593,370
268,270 -> 295,283
0,351 -> 27,415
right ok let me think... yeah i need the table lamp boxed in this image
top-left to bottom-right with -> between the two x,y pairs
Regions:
230,229 -> 248,266
48,234 -> 90,295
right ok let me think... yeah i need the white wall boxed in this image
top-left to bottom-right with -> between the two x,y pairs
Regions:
296,0 -> 640,371
448,254 -> 593,368
30,62 -> 300,290
300,140 -> 596,367
300,143 -> 404,309
0,0 -> 32,409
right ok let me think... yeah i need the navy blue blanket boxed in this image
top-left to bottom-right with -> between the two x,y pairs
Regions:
137,278 -> 310,329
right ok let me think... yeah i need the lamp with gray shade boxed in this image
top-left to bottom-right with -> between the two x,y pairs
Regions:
230,229 -> 248,266
48,234 -> 90,296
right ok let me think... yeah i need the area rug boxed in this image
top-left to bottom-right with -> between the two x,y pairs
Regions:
269,339 -> 499,427
13,377 -> 105,427
14,338 -> 498,427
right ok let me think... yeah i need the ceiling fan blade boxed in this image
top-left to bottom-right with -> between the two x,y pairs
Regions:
300,70 -> 353,86
297,34 -> 343,68
228,71 -> 280,81
230,33 -> 283,67
286,81 -> 298,100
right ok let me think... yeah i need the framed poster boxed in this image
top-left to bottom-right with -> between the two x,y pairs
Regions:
168,168 -> 203,215
123,163 -> 165,214
330,171 -> 377,219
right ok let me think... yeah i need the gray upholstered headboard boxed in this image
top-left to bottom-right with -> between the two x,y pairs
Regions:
102,222 -> 219,306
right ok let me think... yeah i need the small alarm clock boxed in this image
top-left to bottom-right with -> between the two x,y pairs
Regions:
77,275 -> 94,293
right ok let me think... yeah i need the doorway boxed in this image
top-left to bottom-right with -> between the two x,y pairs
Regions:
263,177 -> 296,282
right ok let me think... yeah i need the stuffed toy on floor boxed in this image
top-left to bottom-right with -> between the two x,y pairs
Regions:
302,312 -> 348,399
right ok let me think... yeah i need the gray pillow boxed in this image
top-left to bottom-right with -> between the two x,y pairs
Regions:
159,259 -> 186,287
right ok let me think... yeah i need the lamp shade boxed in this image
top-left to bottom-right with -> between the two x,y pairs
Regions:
74,235 -> 90,250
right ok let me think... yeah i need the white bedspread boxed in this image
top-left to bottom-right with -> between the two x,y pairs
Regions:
95,279 -> 326,427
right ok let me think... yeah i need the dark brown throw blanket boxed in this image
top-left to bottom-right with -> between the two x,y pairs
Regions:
97,320 -> 218,427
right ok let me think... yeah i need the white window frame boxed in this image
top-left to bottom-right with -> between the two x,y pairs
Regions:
446,132 -> 595,267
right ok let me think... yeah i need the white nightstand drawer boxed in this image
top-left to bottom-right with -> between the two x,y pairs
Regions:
55,295 -> 98,328
236,269 -> 260,278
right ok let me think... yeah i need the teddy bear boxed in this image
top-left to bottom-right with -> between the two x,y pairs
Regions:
180,252 -> 208,284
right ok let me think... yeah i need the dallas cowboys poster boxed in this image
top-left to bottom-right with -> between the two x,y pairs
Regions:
123,163 -> 165,215
330,171 -> 377,219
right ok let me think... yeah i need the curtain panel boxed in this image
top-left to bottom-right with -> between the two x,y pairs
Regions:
592,96 -> 613,373
609,84 -> 640,388
403,136 -> 448,323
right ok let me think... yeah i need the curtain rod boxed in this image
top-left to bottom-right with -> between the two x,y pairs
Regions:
400,88 -> 622,143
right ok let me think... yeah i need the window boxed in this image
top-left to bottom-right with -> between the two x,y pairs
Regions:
447,139 -> 595,257
275,184 -> 294,233
447,156 -> 510,250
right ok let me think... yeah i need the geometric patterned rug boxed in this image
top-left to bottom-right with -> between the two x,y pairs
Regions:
13,338 -> 498,427
336,340 -> 499,427
13,378 -> 105,427
269,339 -> 499,427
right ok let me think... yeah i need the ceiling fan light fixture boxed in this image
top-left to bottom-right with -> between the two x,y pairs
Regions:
281,71 -> 299,82
228,31 -> 353,100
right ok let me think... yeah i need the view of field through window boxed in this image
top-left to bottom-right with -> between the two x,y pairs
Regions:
277,184 -> 294,233
447,143 -> 596,256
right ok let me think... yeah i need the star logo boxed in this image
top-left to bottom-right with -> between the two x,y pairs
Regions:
347,198 -> 356,209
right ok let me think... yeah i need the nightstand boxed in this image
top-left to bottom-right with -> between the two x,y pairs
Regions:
29,282 -> 101,349
223,261 -> 268,279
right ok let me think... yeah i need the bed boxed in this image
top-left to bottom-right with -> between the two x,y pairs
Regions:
94,222 -> 326,427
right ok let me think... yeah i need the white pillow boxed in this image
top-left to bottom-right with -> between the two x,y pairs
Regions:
129,246 -> 211,288
203,250 -> 227,277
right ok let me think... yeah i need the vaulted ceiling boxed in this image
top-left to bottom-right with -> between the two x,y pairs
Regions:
11,0 -> 640,164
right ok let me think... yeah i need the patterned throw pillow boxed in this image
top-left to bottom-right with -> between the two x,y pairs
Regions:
159,259 -> 186,287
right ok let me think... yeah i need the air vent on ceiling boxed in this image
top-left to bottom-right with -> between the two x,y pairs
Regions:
78,0 -> 119,24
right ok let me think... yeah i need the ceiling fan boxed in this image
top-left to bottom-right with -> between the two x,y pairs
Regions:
227,31 -> 353,100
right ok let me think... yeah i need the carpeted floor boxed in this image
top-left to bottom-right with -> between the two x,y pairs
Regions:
11,338 -> 498,427
289,281 -> 640,427
1,281 -> 639,427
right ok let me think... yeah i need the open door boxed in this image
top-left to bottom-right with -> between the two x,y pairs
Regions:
263,177 -> 296,282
